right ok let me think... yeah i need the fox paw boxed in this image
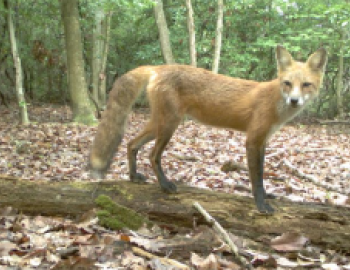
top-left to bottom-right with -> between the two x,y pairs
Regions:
264,192 -> 277,199
160,180 -> 177,193
90,169 -> 105,179
130,173 -> 147,183
257,201 -> 274,214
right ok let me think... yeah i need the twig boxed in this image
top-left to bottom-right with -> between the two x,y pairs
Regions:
131,246 -> 190,270
193,202 -> 253,270
266,147 -> 333,159
168,152 -> 199,162
317,120 -> 350,125
282,159 -> 348,195
265,149 -> 286,159
295,147 -> 334,153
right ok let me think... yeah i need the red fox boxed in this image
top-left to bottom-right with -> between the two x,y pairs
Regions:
89,45 -> 327,213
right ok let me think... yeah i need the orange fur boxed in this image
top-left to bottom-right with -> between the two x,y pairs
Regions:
89,46 -> 327,213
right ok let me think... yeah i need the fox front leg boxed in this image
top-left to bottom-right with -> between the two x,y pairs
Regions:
246,142 -> 274,213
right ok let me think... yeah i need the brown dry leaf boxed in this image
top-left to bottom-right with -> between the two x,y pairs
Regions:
129,236 -> 161,252
29,257 -> 42,267
51,257 -> 98,270
46,251 -> 60,264
276,257 -> 299,268
271,232 -> 309,252
0,254 -> 22,266
190,253 -> 219,270
120,233 -> 131,242
0,240 -> 17,256
148,258 -> 178,270
217,257 -> 241,270
79,245 -> 101,260
103,234 -> 120,245
120,250 -> 146,269
72,234 -> 95,245
322,263 -> 342,270
251,254 -> 277,268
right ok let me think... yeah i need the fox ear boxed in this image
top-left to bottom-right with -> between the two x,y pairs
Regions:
307,47 -> 328,72
276,45 -> 294,72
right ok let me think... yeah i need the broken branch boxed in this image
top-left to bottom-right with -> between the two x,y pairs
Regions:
193,202 -> 253,270
282,159 -> 348,195
132,246 -> 190,270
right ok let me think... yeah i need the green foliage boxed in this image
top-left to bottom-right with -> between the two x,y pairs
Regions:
1,0 -> 349,117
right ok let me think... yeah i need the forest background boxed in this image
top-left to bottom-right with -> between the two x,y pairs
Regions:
0,1 -> 350,268
0,0 -> 349,123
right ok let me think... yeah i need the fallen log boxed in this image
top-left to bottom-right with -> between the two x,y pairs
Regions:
0,174 -> 349,252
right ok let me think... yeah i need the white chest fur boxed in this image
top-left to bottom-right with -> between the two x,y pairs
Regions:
267,99 -> 306,139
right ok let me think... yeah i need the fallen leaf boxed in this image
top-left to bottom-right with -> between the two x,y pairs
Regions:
190,253 -> 219,270
271,232 -> 308,252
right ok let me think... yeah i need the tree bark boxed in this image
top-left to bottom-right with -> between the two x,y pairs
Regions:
212,0 -> 224,74
0,175 -> 349,252
98,11 -> 112,108
5,0 -> 29,124
60,0 -> 97,125
185,0 -> 197,66
153,0 -> 175,64
336,31 -> 344,118
91,9 -> 104,108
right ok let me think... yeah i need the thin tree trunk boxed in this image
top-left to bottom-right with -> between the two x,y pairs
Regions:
336,31 -> 344,118
185,0 -> 196,66
212,0 -> 224,74
98,11 -> 112,108
5,0 -> 29,124
60,0 -> 97,125
153,0 -> 175,64
91,9 -> 104,108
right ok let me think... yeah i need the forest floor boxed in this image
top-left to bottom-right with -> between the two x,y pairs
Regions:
0,104 -> 350,269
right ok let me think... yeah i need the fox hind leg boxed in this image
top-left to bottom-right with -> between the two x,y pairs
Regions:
127,123 -> 155,183
150,117 -> 182,193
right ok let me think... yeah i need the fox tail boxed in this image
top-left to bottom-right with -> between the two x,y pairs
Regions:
88,67 -> 153,178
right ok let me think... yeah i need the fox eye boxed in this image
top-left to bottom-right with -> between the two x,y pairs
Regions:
303,82 -> 312,87
283,81 -> 292,87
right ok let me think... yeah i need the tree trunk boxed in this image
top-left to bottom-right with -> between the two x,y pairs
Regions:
5,0 -> 29,124
336,31 -> 344,118
185,0 -> 196,66
91,10 -> 112,110
212,0 -> 224,74
98,11 -> 112,108
0,175 -> 350,252
91,9 -> 104,108
153,0 -> 175,64
60,0 -> 97,125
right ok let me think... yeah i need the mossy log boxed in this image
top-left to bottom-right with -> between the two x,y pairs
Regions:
0,174 -> 349,252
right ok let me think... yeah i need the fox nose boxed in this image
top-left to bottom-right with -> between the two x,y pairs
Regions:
290,98 -> 299,105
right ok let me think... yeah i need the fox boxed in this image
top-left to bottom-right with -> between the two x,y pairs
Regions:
89,45 -> 327,213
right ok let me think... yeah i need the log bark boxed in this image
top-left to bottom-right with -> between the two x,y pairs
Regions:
0,174 -> 349,252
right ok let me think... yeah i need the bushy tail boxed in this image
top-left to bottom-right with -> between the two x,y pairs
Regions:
89,67 -> 152,178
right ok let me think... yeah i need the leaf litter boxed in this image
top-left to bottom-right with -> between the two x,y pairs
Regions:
0,105 -> 350,269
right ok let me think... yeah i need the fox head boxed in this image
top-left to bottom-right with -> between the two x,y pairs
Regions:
276,45 -> 328,108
